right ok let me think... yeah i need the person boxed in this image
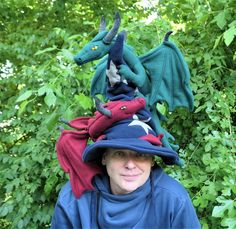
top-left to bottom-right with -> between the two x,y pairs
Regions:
51,116 -> 201,228
51,31 -> 201,229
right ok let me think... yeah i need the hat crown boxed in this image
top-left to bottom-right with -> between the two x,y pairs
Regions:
104,119 -> 156,140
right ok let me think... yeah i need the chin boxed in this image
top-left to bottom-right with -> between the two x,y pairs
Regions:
123,183 -> 140,193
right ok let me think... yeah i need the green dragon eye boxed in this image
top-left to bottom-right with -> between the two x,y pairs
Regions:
91,45 -> 98,51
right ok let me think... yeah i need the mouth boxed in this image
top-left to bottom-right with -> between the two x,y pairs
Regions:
74,58 -> 90,65
121,174 -> 140,181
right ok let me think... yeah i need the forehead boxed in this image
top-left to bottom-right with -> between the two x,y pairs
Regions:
105,148 -> 137,154
104,148 -> 154,158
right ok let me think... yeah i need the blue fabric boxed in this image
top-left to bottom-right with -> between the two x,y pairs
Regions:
51,168 -> 201,229
83,138 -> 178,165
83,119 -> 179,165
94,174 -> 154,228
106,82 -> 135,100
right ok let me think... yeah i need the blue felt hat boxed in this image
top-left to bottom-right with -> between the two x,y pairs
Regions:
83,118 -> 180,165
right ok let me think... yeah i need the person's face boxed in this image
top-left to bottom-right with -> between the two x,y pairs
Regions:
102,148 -> 154,195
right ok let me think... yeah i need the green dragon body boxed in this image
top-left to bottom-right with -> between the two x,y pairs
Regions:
74,13 -> 194,154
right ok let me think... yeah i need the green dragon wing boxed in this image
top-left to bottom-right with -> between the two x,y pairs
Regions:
90,58 -> 107,98
139,40 -> 194,112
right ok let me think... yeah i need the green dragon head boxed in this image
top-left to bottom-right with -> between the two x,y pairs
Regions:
74,12 -> 121,65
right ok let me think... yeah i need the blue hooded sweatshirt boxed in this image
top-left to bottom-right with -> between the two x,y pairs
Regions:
51,167 -> 201,228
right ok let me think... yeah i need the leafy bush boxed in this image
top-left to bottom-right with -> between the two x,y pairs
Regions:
0,0 -> 235,228
158,0 -> 236,228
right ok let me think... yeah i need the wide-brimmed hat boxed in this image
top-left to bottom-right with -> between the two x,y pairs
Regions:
83,118 -> 180,165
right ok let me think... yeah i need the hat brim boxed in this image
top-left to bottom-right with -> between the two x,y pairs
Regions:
83,138 -> 179,165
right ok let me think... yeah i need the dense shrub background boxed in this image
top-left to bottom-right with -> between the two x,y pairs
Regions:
0,0 -> 235,228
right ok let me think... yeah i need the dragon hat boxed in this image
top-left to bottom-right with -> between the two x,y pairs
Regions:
56,31 -> 183,198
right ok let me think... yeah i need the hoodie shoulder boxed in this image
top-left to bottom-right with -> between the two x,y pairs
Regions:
152,168 -> 189,199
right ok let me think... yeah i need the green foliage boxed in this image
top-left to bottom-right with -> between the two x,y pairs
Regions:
157,0 -> 236,228
0,0 -> 235,228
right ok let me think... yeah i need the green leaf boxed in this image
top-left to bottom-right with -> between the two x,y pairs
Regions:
75,93 -> 93,110
44,91 -> 56,107
0,204 -> 13,217
38,85 -> 49,96
212,200 -> 234,217
202,153 -> 211,165
16,90 -> 32,103
213,35 -> 222,50
63,108 -> 75,120
17,219 -> 24,229
34,46 -> 57,56
0,205 -> 9,217
214,12 -> 227,29
204,143 -> 212,152
221,218 -> 236,228
45,111 -> 60,131
188,143 -> 195,150
156,103 -> 167,115
223,26 -> 236,46
18,100 -> 30,116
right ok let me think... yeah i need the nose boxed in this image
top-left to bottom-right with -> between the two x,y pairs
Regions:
74,56 -> 82,65
125,158 -> 136,169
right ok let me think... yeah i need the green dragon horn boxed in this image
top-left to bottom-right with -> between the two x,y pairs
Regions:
103,12 -> 121,44
99,16 -> 106,32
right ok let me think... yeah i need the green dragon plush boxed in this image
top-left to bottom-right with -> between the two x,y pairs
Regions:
74,12 -> 194,153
